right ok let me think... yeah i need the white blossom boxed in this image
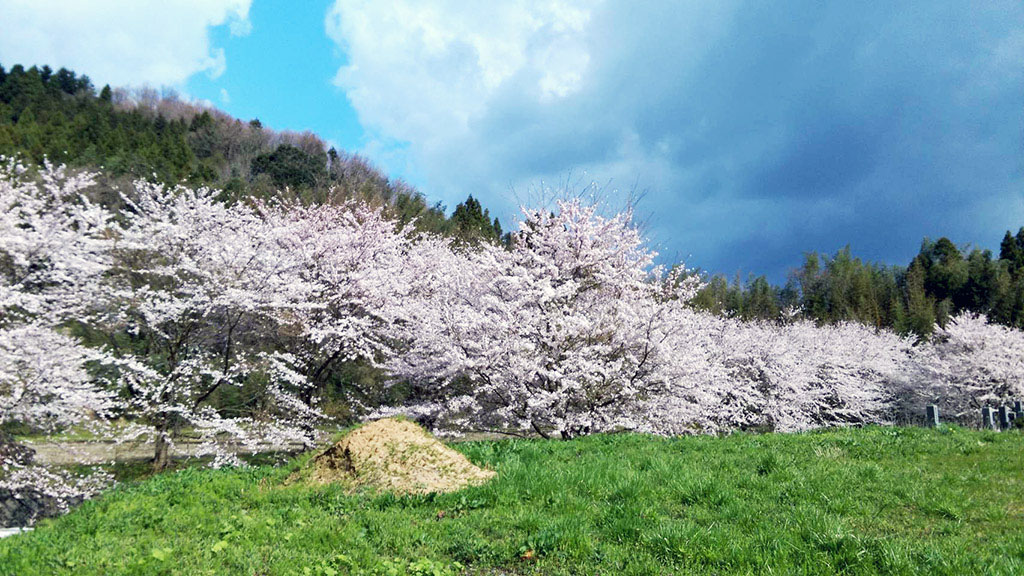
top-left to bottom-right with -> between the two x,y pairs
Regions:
386,199 -> 702,438
0,159 -> 116,506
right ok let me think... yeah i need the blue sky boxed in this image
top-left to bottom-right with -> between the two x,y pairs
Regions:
185,1 -> 365,154
1,1 -> 1023,281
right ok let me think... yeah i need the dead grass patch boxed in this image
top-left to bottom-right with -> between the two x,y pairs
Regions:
297,418 -> 495,494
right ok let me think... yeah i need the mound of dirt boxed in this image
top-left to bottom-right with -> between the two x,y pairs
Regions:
305,418 -> 495,494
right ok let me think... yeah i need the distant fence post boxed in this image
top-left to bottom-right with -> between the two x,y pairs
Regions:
998,406 -> 1011,430
926,405 -> 939,427
982,407 -> 996,430
1014,400 -> 1023,420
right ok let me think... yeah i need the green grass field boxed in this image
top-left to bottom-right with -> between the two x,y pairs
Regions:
1,426 -> 1022,575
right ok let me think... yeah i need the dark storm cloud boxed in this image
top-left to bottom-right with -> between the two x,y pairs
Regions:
584,1 -> 1024,278
333,1 -> 1024,280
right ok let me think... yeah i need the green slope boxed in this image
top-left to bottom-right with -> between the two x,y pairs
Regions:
2,427 -> 1022,575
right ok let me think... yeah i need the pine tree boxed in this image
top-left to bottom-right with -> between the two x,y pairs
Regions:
1014,227 -> 1024,278
899,260 -> 935,340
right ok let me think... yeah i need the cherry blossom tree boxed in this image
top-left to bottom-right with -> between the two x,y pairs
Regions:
105,181 -> 322,470
643,313 -> 916,434
904,312 -> 1024,423
386,199 -> 702,438
0,325 -> 115,509
0,158 -> 112,324
0,159 -> 116,506
260,201 -> 412,403
0,325 -> 114,437
377,199 -> 933,438
8,155 -> 1024,484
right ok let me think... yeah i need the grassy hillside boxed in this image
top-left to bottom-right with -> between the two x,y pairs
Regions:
1,427 -> 1021,575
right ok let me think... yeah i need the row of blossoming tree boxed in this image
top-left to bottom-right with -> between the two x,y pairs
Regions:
3,160 -> 1023,508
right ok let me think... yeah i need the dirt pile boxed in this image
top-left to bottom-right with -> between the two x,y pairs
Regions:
305,418 -> 495,494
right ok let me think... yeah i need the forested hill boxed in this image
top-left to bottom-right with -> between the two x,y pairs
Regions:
0,62 -> 505,242
1,62 -> 1021,339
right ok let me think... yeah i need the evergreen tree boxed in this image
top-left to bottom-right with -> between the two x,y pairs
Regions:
960,249 -> 998,312
898,260 -> 935,340
251,144 -> 326,189
743,276 -> 779,320
451,195 -> 503,244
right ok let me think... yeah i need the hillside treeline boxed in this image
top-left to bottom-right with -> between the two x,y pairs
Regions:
692,236 -> 1024,339
1,62 -> 1021,340
0,62 -> 505,242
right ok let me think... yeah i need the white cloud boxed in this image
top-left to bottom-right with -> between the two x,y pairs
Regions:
325,1 -> 595,188
0,0 -> 251,87
219,87 -> 231,104
323,0 -> 740,218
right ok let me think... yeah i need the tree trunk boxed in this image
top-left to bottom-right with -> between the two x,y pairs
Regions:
153,429 -> 171,472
